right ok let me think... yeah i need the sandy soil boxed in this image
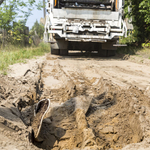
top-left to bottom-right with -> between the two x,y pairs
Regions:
0,53 -> 150,150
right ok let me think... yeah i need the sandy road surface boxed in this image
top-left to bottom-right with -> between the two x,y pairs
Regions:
43,55 -> 150,90
0,53 -> 150,150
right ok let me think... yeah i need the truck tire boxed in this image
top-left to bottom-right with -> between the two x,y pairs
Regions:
98,40 -> 116,57
50,37 -> 68,55
60,49 -> 68,55
98,50 -> 116,57
106,50 -> 116,56
51,47 -> 60,55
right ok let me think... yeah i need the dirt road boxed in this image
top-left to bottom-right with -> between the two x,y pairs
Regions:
0,53 -> 150,150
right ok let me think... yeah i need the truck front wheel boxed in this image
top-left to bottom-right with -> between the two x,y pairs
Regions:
98,40 -> 117,56
50,37 -> 68,55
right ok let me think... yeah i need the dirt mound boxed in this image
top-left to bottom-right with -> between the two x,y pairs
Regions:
0,62 -> 44,150
34,76 -> 150,150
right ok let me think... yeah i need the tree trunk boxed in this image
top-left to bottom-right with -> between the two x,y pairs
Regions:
0,0 -> 5,5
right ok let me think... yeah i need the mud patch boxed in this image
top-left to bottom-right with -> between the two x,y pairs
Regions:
1,55 -> 150,150
36,77 -> 150,150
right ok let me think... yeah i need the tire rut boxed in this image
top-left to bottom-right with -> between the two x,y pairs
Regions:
1,55 -> 150,150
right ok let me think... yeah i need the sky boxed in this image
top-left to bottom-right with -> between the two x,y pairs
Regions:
26,8 -> 44,30
15,0 -> 45,30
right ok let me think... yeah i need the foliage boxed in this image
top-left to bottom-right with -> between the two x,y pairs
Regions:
139,0 -> 150,25
30,20 -> 44,39
0,42 -> 50,74
0,0 -> 45,47
142,42 -> 150,48
11,21 -> 29,45
124,0 -> 150,43
0,1 -> 16,30
119,31 -> 136,44
0,0 -> 43,31
0,20 -> 31,47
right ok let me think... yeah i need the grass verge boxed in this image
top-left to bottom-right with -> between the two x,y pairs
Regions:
0,42 -> 50,75
117,46 -> 142,55
117,46 -> 150,58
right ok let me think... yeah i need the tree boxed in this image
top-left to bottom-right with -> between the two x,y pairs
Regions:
125,0 -> 150,43
0,0 -> 43,31
0,0 -> 44,47
30,20 -> 44,39
0,2 -> 16,30
139,0 -> 150,31
0,0 -> 4,5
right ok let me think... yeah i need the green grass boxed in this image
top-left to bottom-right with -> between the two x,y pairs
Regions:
117,46 -> 150,58
118,35 -> 150,57
0,42 -> 50,74
117,46 -> 142,55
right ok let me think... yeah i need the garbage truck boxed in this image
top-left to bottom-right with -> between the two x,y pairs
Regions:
44,0 -> 127,56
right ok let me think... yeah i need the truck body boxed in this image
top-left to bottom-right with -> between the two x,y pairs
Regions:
44,0 -> 127,56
